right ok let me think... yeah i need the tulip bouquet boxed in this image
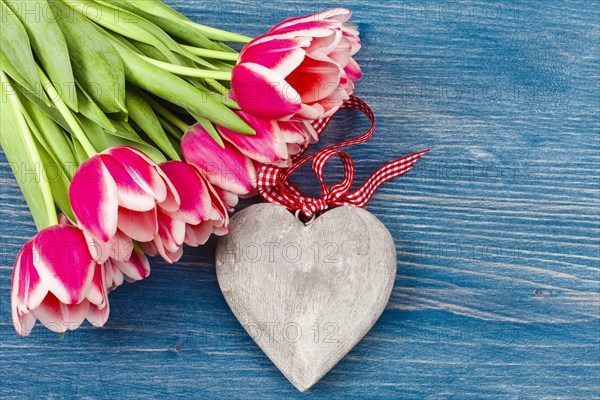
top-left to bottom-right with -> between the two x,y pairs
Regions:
1,1 -> 362,336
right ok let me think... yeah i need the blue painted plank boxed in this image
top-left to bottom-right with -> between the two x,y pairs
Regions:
1,1 -> 599,398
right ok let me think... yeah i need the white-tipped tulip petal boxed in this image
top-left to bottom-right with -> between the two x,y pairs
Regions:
70,157 -> 119,243
32,225 -> 95,305
33,293 -> 90,333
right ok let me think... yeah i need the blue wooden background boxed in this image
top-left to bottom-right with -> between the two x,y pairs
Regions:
1,1 -> 599,398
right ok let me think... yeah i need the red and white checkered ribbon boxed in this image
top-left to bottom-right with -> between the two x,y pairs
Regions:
257,96 -> 429,218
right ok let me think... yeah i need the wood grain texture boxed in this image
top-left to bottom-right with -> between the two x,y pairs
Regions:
1,0 -> 599,398
216,204 -> 397,392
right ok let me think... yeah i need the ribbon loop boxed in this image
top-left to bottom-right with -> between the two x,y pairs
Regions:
311,149 -> 355,205
257,96 -> 429,218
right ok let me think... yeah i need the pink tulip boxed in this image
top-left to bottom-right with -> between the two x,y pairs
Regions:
218,111 -> 318,165
84,229 -> 135,264
161,161 -> 230,245
231,8 -> 361,121
213,186 -> 239,212
69,146 -> 180,248
142,161 -> 230,263
109,247 -> 152,283
141,209 -> 185,264
181,124 -> 257,199
11,225 -> 103,335
60,215 -> 148,282
11,222 -> 151,336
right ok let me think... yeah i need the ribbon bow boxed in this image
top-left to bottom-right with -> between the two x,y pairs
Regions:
257,96 -> 429,219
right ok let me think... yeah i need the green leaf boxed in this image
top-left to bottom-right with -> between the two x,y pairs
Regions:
81,0 -> 214,70
126,87 -> 180,160
204,89 -> 240,110
188,112 -> 224,147
9,77 -> 72,133
0,1 -> 48,104
131,38 -> 217,70
106,110 -> 129,122
110,41 -> 254,135
131,39 -> 178,64
70,0 -> 180,65
51,0 -> 126,113
104,0 -> 189,24
108,118 -> 173,162
105,30 -> 143,53
105,0 -> 251,43
204,78 -> 229,96
157,117 -> 183,141
216,42 -> 239,53
0,50 -> 52,110
76,82 -> 116,133
78,115 -> 110,153
101,0 -> 223,50
71,138 -> 89,166
6,0 -> 78,111
110,120 -> 143,141
104,134 -> 167,164
35,63 -> 98,159
20,95 -> 78,179
1,71 -> 56,230
187,78 -> 239,109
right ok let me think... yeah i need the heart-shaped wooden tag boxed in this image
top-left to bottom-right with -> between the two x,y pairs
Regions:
216,203 -> 396,391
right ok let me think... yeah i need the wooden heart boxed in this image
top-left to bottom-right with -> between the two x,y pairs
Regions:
216,203 -> 396,391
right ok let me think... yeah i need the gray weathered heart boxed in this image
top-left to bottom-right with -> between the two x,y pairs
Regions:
216,203 -> 396,391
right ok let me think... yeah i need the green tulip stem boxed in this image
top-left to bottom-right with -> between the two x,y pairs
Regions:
35,65 -> 97,158
1,70 -> 58,227
158,118 -> 183,141
138,55 -> 233,80
180,46 -> 239,61
179,20 -> 252,43
205,79 -> 230,96
145,96 -> 189,134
